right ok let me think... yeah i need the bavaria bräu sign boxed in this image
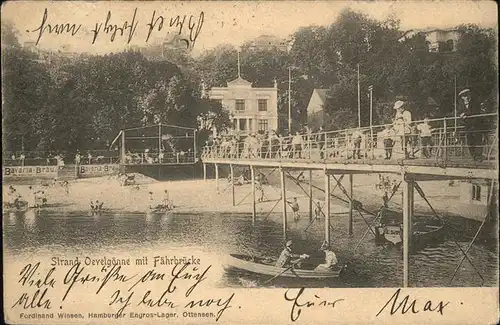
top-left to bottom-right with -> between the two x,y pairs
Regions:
78,164 -> 120,178
2,166 -> 58,178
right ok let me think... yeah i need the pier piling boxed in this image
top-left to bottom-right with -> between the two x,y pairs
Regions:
309,170 -> 313,220
402,174 -> 414,287
120,130 -> 126,165
230,164 -> 235,206
348,174 -> 354,235
251,166 -> 256,223
280,168 -> 287,239
215,164 -> 219,192
324,171 -> 331,244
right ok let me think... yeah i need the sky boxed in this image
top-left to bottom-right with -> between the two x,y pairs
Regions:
2,1 -> 498,56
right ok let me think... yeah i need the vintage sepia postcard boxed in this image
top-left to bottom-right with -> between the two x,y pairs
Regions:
2,1 -> 499,324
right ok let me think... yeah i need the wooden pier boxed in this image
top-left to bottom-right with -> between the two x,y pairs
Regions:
200,114 -> 498,287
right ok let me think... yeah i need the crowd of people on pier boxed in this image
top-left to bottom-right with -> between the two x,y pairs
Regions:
203,89 -> 493,162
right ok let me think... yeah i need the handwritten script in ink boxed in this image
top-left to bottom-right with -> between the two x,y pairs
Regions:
28,8 -> 204,50
11,260 -> 234,322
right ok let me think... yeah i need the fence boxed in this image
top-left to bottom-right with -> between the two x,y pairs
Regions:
201,113 -> 498,164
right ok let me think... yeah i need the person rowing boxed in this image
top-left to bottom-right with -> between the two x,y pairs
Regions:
275,240 -> 309,268
314,240 -> 338,271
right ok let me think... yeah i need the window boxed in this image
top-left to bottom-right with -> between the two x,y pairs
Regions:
472,184 -> 481,201
258,99 -> 268,111
239,119 -> 247,131
235,99 -> 245,111
445,39 -> 454,52
258,119 -> 269,132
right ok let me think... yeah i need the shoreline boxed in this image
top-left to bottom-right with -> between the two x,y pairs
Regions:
2,174 -> 349,216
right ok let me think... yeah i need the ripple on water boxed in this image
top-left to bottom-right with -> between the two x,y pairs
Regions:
2,210 -> 498,288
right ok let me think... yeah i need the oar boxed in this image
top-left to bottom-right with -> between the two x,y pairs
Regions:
263,256 -> 308,284
238,239 -> 257,261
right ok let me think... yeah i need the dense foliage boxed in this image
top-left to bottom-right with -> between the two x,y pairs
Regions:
2,9 -> 497,152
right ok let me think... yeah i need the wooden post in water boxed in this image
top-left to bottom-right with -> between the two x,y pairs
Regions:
280,168 -> 287,239
402,174 -> 414,288
309,169 -> 313,220
251,166 -> 256,223
120,130 -> 126,165
215,164 -> 219,193
230,164 -> 235,206
324,171 -> 331,244
158,123 -> 162,157
348,174 -> 354,235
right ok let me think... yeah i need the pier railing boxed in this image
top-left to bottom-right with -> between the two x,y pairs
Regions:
2,149 -> 196,167
122,151 -> 196,165
201,113 -> 498,165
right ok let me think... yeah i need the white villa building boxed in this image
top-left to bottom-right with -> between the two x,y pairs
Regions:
209,76 -> 278,136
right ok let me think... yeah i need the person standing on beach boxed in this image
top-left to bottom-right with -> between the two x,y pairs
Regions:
314,201 -> 323,220
256,177 -> 265,202
289,197 -> 300,220
75,151 -> 81,165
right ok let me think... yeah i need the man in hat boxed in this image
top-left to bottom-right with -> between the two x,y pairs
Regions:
458,89 -> 485,161
351,128 -> 364,159
275,240 -> 308,268
393,100 -> 413,158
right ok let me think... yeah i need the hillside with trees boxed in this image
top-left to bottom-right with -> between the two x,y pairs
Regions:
2,9 -> 497,153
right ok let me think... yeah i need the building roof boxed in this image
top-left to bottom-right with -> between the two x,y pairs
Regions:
227,76 -> 252,87
399,27 -> 460,41
314,89 -> 330,103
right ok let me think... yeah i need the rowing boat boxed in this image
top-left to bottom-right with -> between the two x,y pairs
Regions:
225,254 -> 343,279
148,203 -> 175,213
374,208 -> 445,247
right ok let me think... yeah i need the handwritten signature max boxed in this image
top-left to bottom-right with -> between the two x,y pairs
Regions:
284,287 -> 450,322
12,262 -> 233,321
29,8 -> 204,49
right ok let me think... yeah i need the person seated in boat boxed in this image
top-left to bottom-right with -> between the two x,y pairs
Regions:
33,189 -> 47,208
314,240 -> 338,271
162,190 -> 174,209
275,240 -> 309,268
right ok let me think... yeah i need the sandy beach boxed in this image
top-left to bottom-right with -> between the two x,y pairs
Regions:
3,171 -> 488,223
2,174 -> 349,216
